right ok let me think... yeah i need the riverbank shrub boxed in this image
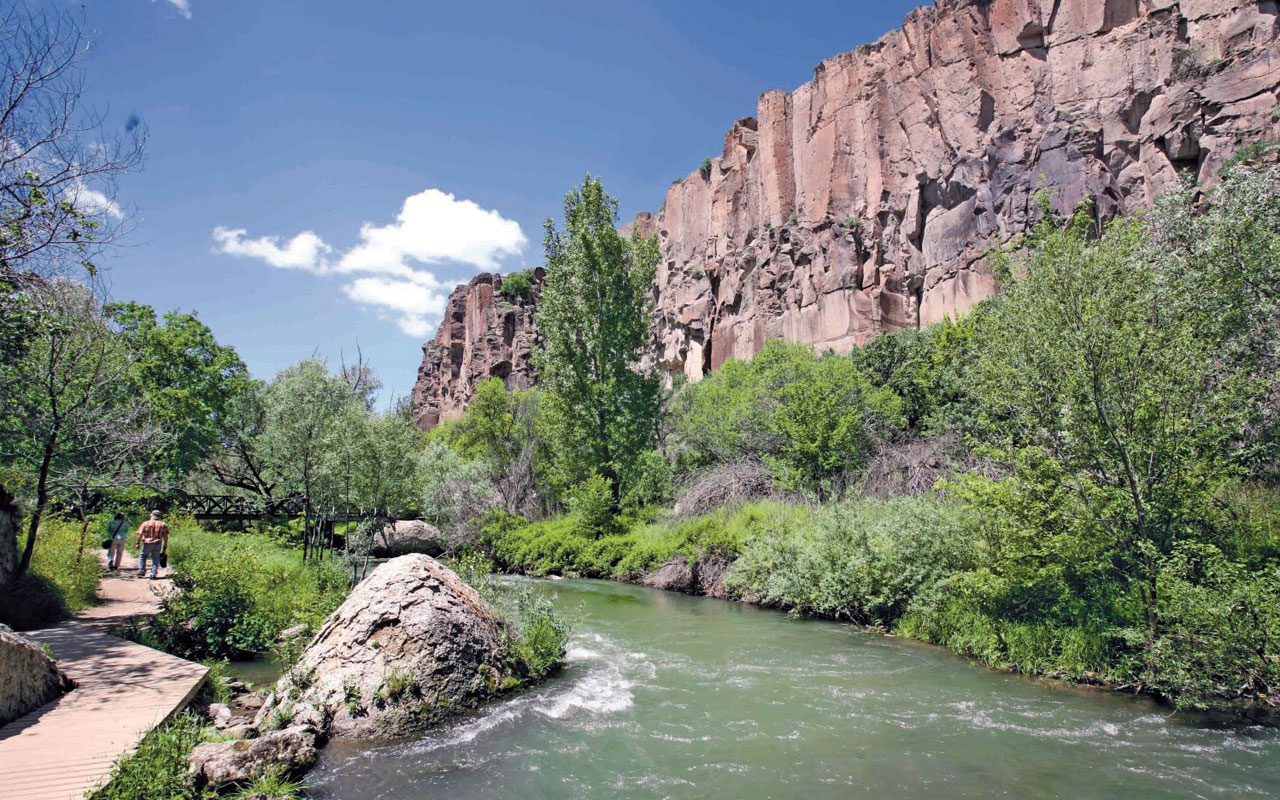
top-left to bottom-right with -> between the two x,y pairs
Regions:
726,496 -> 982,624
90,711 -> 308,800
504,587 -> 572,681
890,170 -> 1280,708
128,527 -> 348,661
667,339 -> 902,496
450,551 -> 571,683
484,501 -> 810,580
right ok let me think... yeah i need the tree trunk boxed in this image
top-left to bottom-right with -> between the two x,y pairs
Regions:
17,428 -> 58,577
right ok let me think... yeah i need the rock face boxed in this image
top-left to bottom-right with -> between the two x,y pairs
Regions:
255,554 -> 511,739
642,0 -> 1280,382
0,623 -> 72,725
187,726 -> 317,787
412,271 -> 542,430
411,0 -> 1280,427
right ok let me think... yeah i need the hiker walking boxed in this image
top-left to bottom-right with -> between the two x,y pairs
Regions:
136,510 -> 170,580
105,511 -> 128,570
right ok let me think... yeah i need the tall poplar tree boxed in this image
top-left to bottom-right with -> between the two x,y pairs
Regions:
534,176 -> 660,506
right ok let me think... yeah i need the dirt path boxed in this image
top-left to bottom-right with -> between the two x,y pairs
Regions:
0,552 -> 208,800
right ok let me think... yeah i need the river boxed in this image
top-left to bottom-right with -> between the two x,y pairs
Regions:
308,578 -> 1280,799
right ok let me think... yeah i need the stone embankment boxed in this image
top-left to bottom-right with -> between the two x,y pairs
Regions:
0,625 -> 72,727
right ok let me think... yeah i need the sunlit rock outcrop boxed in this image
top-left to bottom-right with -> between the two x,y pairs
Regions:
413,0 -> 1280,427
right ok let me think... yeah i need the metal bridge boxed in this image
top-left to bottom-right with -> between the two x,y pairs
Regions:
140,493 -> 394,523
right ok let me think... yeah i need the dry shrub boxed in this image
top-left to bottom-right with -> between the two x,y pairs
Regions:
860,435 -> 998,499
673,459 -> 796,517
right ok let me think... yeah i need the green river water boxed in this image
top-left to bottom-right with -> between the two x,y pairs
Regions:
309,578 -> 1280,799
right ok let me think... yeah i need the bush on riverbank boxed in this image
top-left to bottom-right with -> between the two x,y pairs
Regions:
484,501 -> 809,580
453,551 -> 572,683
726,496 -> 983,625
90,712 -> 210,800
125,528 -> 348,661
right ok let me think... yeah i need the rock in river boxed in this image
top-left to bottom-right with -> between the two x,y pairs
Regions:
188,725 -> 317,787
255,554 -> 512,739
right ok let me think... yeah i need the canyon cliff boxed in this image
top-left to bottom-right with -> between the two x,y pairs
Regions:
414,0 -> 1280,430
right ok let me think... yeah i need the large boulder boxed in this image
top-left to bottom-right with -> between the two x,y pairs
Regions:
255,554 -> 512,739
187,726 -> 317,786
0,624 -> 73,725
372,520 -> 444,556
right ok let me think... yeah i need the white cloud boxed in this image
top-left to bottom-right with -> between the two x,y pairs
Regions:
335,189 -> 526,276
71,181 -> 123,220
212,227 -> 331,272
342,277 -> 453,338
212,188 -> 525,337
154,0 -> 193,20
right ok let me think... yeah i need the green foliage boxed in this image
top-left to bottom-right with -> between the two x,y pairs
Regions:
501,269 -> 536,302
129,527 -> 348,661
89,712 -> 208,800
418,439 -> 496,530
727,496 -> 982,625
1146,166 -> 1280,480
0,282 -> 155,576
202,659 -> 235,705
621,449 -> 674,508
443,547 -> 570,684
1219,140 -> 1279,178
849,311 -> 989,436
217,358 -> 425,534
343,678 -> 364,716
503,587 -> 571,681
1132,544 -> 1280,708
448,378 -> 540,515
699,157 -> 712,179
485,501 -> 807,580
231,770 -> 308,800
888,170 -> 1280,708
534,176 -> 661,505
669,339 -> 901,495
566,474 -> 618,538
107,302 -> 250,482
764,347 -> 901,494
0,516 -> 101,629
30,517 -> 100,610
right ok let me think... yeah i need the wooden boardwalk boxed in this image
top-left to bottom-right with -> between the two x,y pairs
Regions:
0,554 -> 208,800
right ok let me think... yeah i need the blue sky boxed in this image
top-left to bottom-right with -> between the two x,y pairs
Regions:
77,0 -> 924,403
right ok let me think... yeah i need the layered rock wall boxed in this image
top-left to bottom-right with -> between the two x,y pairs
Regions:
413,0 -> 1280,427
411,271 -> 541,430
646,0 -> 1280,380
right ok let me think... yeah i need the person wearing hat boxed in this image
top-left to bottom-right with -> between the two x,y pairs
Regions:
136,510 -> 170,580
